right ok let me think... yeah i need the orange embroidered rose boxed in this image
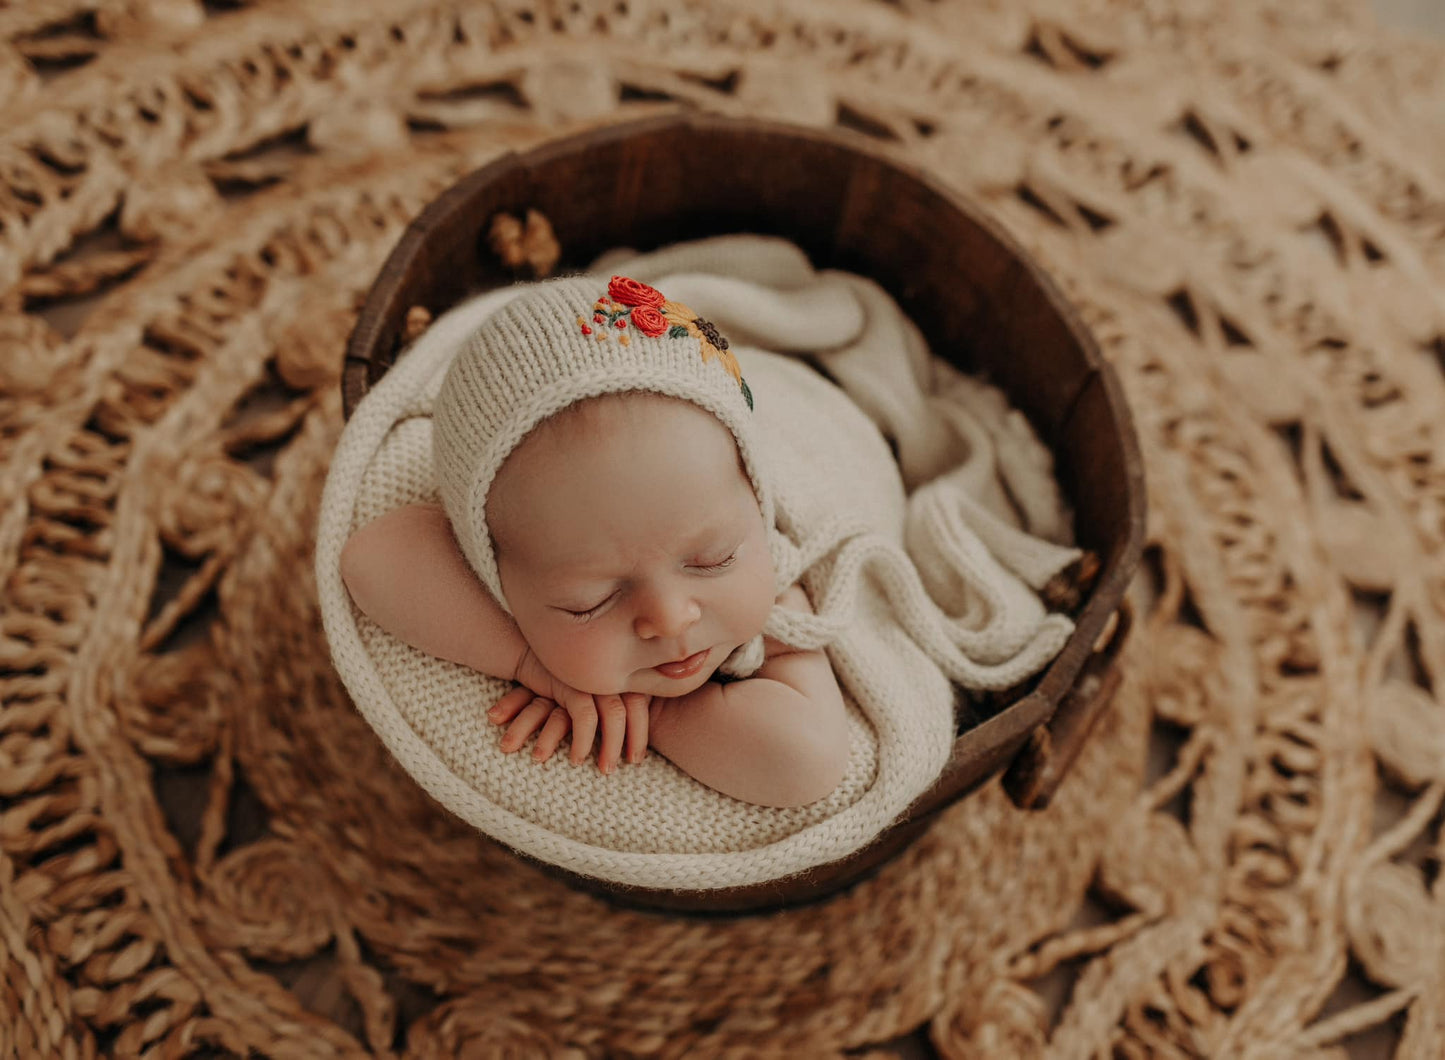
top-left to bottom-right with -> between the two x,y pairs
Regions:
607,276 -> 664,308
630,304 -> 668,336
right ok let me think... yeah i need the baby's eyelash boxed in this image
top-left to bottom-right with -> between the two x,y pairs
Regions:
565,597 -> 611,622
562,553 -> 737,622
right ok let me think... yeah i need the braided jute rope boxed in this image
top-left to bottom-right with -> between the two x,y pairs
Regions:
3,0 -> 1444,1054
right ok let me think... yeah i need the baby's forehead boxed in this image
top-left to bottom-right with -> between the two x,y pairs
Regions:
513,391 -> 742,464
487,390 -> 754,537
541,389 -> 701,436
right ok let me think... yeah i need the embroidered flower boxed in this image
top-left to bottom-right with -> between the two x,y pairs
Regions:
694,318 -> 729,352
581,279 -> 754,410
607,276 -> 665,309
661,302 -> 733,378
659,299 -> 753,411
629,304 -> 668,337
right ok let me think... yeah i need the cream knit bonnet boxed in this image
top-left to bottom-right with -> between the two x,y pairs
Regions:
432,273 -> 777,674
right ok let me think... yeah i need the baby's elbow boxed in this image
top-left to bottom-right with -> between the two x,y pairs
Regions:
768,716 -> 851,808
339,530 -> 382,610
339,533 -> 364,593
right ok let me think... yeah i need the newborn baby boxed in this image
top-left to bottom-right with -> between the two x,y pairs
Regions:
339,276 -> 850,808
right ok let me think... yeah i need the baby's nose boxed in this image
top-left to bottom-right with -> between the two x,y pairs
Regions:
635,591 -> 702,639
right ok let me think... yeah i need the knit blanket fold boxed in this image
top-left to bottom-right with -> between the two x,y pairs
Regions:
315,234 -> 1080,890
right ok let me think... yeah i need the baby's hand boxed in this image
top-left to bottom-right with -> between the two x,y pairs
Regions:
488,648 -> 651,773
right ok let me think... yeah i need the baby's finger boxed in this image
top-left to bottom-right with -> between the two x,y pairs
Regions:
563,693 -> 598,766
487,685 -> 534,725
622,693 -> 650,764
532,707 -> 571,762
499,697 -> 552,753
595,695 -> 626,775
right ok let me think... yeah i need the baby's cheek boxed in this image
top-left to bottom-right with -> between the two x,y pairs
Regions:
538,626 -> 623,695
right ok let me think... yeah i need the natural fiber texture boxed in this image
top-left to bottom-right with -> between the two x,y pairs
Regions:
316,237 -> 1077,888
2,0 -> 1442,1055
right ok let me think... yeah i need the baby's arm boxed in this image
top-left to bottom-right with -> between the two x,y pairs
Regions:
339,503 -> 527,681
341,504 -> 638,772
648,584 -> 851,808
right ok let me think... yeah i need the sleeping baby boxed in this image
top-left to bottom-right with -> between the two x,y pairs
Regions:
339,275 -> 851,808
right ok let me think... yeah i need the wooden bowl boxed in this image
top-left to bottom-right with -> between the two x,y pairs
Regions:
342,113 -> 1145,913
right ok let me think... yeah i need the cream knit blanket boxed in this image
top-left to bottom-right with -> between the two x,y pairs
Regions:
315,235 -> 1081,890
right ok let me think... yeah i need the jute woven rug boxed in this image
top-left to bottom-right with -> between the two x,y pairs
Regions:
4,0 -> 1444,1056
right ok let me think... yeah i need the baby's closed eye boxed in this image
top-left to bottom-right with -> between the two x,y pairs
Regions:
693,550 -> 738,572
557,550 -> 742,622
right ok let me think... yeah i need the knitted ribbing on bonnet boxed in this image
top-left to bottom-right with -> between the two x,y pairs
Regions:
432,273 -> 792,677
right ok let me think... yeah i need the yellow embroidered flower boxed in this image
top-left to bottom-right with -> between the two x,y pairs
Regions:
661,299 -> 744,386
582,279 -> 754,410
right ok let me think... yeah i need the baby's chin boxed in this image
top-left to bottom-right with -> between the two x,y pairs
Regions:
564,637 -> 757,698
633,663 -> 722,699
612,645 -> 734,699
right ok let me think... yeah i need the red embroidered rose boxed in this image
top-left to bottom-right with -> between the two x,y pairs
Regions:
608,276 -> 664,309
629,305 -> 668,336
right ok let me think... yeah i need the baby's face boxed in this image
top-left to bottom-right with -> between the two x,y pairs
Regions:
487,394 -> 776,698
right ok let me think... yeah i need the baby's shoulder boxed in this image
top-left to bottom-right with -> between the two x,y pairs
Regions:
761,583 -> 817,663
774,583 -> 813,614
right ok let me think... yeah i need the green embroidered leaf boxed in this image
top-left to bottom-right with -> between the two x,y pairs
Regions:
667,325 -> 690,339
741,378 -> 754,411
